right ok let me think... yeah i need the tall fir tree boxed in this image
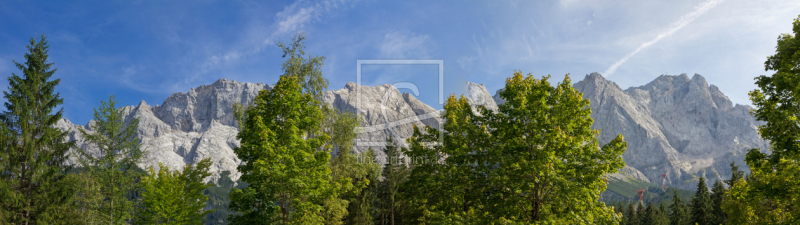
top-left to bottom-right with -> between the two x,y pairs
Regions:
0,34 -> 75,224
627,203 -> 639,225
690,177 -> 712,225
642,201 -> 656,225
378,136 -> 409,225
656,202 -> 669,225
669,190 -> 689,225
75,95 -> 144,224
709,179 -> 727,225
724,161 -> 744,188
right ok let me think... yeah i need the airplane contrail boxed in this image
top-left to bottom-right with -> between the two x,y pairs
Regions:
604,0 -> 725,76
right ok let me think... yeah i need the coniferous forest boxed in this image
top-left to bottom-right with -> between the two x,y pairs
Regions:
2,15 -> 800,225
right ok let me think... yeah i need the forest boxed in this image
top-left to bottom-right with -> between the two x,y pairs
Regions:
1,15 -> 800,225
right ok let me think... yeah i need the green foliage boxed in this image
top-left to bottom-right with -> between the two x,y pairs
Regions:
709,179 -> 726,225
75,95 -> 144,224
205,171 -> 236,225
491,71 -> 627,223
343,149 -> 381,225
377,136 -> 411,225
669,190 -> 690,225
228,74 -> 334,225
690,177 -> 712,225
402,71 -> 627,224
0,34 -> 75,224
627,203 -> 639,225
135,158 -> 214,224
278,32 -> 327,99
722,15 -> 800,225
724,161 -> 744,188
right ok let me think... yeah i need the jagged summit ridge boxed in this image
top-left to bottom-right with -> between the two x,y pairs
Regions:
575,72 -> 766,189
56,74 -> 766,189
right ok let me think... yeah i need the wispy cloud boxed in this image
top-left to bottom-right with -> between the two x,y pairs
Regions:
603,0 -> 725,76
198,0 -> 352,76
378,31 -> 431,58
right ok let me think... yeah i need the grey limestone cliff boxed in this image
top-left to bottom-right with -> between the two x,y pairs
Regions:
57,73 -> 766,189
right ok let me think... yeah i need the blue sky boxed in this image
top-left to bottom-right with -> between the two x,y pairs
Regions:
1,0 -> 798,125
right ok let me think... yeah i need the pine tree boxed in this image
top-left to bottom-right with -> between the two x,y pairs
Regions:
724,161 -> 744,188
690,177 -> 712,225
75,95 -> 144,224
378,136 -> 409,225
135,158 -> 214,224
627,203 -> 639,225
656,202 -> 669,225
709,179 -> 726,225
669,190 -> 689,225
642,201 -> 656,225
618,202 -> 627,225
0,34 -> 75,224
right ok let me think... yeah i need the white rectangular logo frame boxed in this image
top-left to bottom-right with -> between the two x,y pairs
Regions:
356,59 -> 444,147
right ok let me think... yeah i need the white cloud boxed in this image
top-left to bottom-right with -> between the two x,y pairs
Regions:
198,0 -> 351,76
603,0 -> 725,76
457,56 -> 476,69
379,31 -> 431,58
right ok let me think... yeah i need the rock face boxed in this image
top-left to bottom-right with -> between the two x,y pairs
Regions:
571,73 -> 767,189
57,73 -> 767,189
321,82 -> 441,154
58,79 -> 271,183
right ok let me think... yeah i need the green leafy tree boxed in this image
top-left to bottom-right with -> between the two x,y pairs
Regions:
0,34 -> 75,224
490,71 -> 627,223
135,158 -> 213,224
690,177 -> 712,225
75,95 -> 144,223
343,149 -> 381,225
277,32 -> 327,99
669,190 -> 689,225
228,74 -> 334,225
722,15 -> 800,225
401,95 -> 497,223
323,109 -> 379,225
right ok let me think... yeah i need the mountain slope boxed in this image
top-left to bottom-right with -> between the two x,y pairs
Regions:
57,73 -> 767,188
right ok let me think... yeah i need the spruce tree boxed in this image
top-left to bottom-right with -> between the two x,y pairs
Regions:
655,202 -> 669,225
75,95 -> 144,224
690,177 -> 712,225
642,201 -> 656,225
378,136 -> 409,225
724,161 -> 744,187
669,190 -> 688,225
626,203 -> 639,225
709,179 -> 726,225
0,34 -> 74,224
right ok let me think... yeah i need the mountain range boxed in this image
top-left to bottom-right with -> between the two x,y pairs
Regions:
55,73 -> 768,189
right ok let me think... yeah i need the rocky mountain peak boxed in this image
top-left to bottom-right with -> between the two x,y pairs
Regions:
56,74 -> 767,189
